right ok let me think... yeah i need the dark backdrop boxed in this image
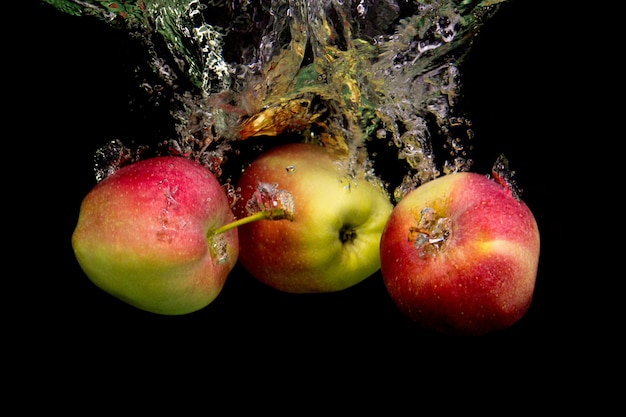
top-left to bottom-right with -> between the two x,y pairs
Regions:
13,0 -> 593,405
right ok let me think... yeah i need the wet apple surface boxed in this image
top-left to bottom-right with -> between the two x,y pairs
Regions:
233,143 -> 394,293
72,156 -> 239,315
380,172 -> 540,336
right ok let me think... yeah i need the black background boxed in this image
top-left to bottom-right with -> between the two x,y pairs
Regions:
13,0 -> 599,405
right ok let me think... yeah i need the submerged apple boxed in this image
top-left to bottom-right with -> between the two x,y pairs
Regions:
233,142 -> 394,293
380,171 -> 540,336
72,156 -> 239,315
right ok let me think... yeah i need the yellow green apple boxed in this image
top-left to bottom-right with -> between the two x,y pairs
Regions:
71,156 -> 239,315
233,142 -> 394,293
380,171 -> 540,336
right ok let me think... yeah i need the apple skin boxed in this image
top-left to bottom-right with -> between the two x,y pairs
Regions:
71,156 -> 239,315
233,143 -> 394,293
380,171 -> 540,336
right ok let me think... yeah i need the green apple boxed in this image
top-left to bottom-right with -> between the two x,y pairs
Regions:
380,171 -> 540,336
71,156 -> 239,315
233,142 -> 394,293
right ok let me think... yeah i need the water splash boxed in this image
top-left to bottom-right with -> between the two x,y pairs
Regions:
210,233 -> 230,264
93,139 -> 141,182
45,0 -> 508,195
409,207 -> 452,257
245,182 -> 295,221
491,153 -> 522,201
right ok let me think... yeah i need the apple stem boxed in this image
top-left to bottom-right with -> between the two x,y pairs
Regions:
210,209 -> 289,236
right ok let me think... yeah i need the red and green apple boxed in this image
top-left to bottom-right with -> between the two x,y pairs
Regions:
71,156 -> 239,315
380,171 -> 540,336
233,142 -> 394,293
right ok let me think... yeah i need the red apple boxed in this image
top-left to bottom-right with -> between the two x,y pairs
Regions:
380,171 -> 540,336
233,142 -> 394,293
71,156 -> 239,315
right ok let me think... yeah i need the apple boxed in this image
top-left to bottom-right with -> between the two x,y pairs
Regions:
233,142 -> 394,293
71,156 -> 239,315
380,171 -> 540,336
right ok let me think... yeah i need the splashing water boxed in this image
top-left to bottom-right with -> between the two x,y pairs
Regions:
93,139 -> 148,181
491,153 -> 522,201
409,207 -> 453,257
44,0 -> 508,198
245,182 -> 295,221
210,233 -> 230,264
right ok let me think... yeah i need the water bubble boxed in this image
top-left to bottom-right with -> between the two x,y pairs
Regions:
223,182 -> 238,207
356,1 -> 367,17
